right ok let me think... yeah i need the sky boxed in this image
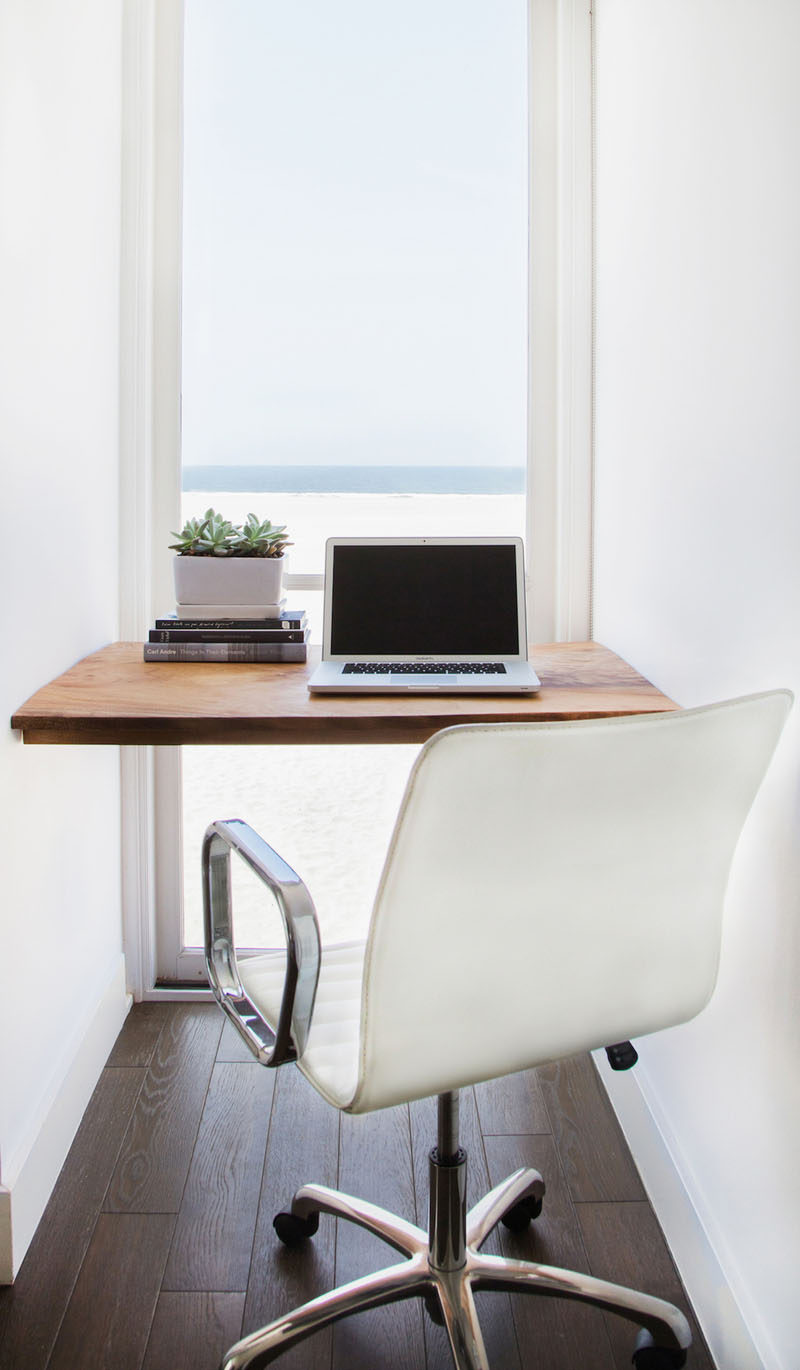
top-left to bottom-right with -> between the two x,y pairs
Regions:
181,0 -> 528,469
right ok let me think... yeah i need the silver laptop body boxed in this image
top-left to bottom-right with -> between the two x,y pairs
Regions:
307,536 -> 541,694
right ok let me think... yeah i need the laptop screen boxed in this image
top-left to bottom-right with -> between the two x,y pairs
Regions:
327,540 -> 523,657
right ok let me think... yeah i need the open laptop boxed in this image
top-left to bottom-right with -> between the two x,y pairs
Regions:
307,536 -> 541,694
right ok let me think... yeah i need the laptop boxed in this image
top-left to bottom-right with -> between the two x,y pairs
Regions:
307,536 -> 541,694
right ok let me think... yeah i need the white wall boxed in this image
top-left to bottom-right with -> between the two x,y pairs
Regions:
0,0 -> 127,1278
593,4 -> 800,1368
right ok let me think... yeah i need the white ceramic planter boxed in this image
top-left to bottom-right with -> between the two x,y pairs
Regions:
173,554 -> 286,605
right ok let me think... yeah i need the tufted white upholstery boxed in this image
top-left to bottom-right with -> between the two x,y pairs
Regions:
240,939 -> 365,1107
239,691 -> 791,1116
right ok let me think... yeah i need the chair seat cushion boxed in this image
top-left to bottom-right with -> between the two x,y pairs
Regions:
239,939 -> 365,1108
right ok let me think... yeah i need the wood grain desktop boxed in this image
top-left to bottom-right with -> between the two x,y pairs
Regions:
11,641 -> 675,747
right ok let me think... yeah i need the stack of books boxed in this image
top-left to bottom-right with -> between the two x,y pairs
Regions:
142,600 -> 310,663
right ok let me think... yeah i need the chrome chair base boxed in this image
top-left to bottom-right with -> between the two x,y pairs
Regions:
220,1160 -> 691,1370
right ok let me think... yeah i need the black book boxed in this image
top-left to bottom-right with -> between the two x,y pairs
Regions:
143,639 -> 308,663
154,612 -> 307,630
149,626 -> 307,643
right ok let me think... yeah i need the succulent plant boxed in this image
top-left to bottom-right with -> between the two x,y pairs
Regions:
196,509 -> 240,556
236,512 -> 292,558
169,508 -> 292,558
168,513 -> 211,555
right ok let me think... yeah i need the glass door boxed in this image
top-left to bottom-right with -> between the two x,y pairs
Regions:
158,0 -> 529,980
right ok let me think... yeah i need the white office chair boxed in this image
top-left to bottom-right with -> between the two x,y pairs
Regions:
202,691 -> 791,1370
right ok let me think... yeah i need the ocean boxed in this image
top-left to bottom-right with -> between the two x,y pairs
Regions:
183,463 -> 525,495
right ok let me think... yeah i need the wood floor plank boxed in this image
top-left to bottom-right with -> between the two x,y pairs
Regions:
537,1054 -> 646,1202
332,1104 -> 426,1370
242,1064 -> 340,1370
104,1004 -> 223,1213
46,1213 -> 175,1370
216,1018 -> 257,1063
474,1068 -> 550,1136
410,1091 -> 522,1370
0,1067 -> 143,1370
141,1292 -> 245,1370
577,1200 -> 715,1370
484,1133 -> 617,1370
163,1062 -> 275,1292
105,1002 -> 171,1068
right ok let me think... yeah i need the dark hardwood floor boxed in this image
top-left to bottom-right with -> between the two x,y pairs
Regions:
0,1003 -> 714,1370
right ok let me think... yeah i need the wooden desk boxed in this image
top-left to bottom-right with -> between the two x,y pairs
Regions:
11,642 -> 675,746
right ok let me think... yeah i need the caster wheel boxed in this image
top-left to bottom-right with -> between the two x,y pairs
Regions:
424,1292 -> 445,1326
500,1194 -> 544,1232
632,1329 -> 688,1369
273,1209 -> 320,1246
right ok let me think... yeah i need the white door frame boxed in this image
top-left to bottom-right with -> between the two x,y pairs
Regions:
118,0 -> 594,997
119,0 -> 188,997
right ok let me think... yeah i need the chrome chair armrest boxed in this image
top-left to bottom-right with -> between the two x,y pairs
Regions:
202,818 -> 321,1067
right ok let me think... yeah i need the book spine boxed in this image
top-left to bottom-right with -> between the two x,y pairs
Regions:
149,627 -> 306,643
156,616 -> 306,630
143,642 -> 308,663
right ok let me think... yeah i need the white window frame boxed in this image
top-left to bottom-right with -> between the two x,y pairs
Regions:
118,0 -> 594,998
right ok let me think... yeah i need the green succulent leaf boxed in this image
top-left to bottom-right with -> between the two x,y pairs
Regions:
168,513 -> 213,554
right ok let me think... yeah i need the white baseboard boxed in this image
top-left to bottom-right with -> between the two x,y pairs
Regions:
594,1050 -> 764,1370
0,955 -> 130,1283
0,1192 -> 10,1286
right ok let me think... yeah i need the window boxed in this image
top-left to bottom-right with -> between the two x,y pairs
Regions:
127,0 -> 594,990
168,0 -> 528,974
181,0 -> 528,580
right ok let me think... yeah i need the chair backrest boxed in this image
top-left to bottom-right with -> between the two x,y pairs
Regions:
348,691 -> 791,1112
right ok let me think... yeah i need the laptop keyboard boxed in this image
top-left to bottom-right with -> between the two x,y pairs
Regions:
342,662 -> 507,675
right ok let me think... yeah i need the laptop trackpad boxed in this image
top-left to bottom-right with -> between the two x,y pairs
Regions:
390,673 -> 460,686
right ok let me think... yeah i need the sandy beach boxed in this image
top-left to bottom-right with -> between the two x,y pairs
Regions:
181,488 -> 525,581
